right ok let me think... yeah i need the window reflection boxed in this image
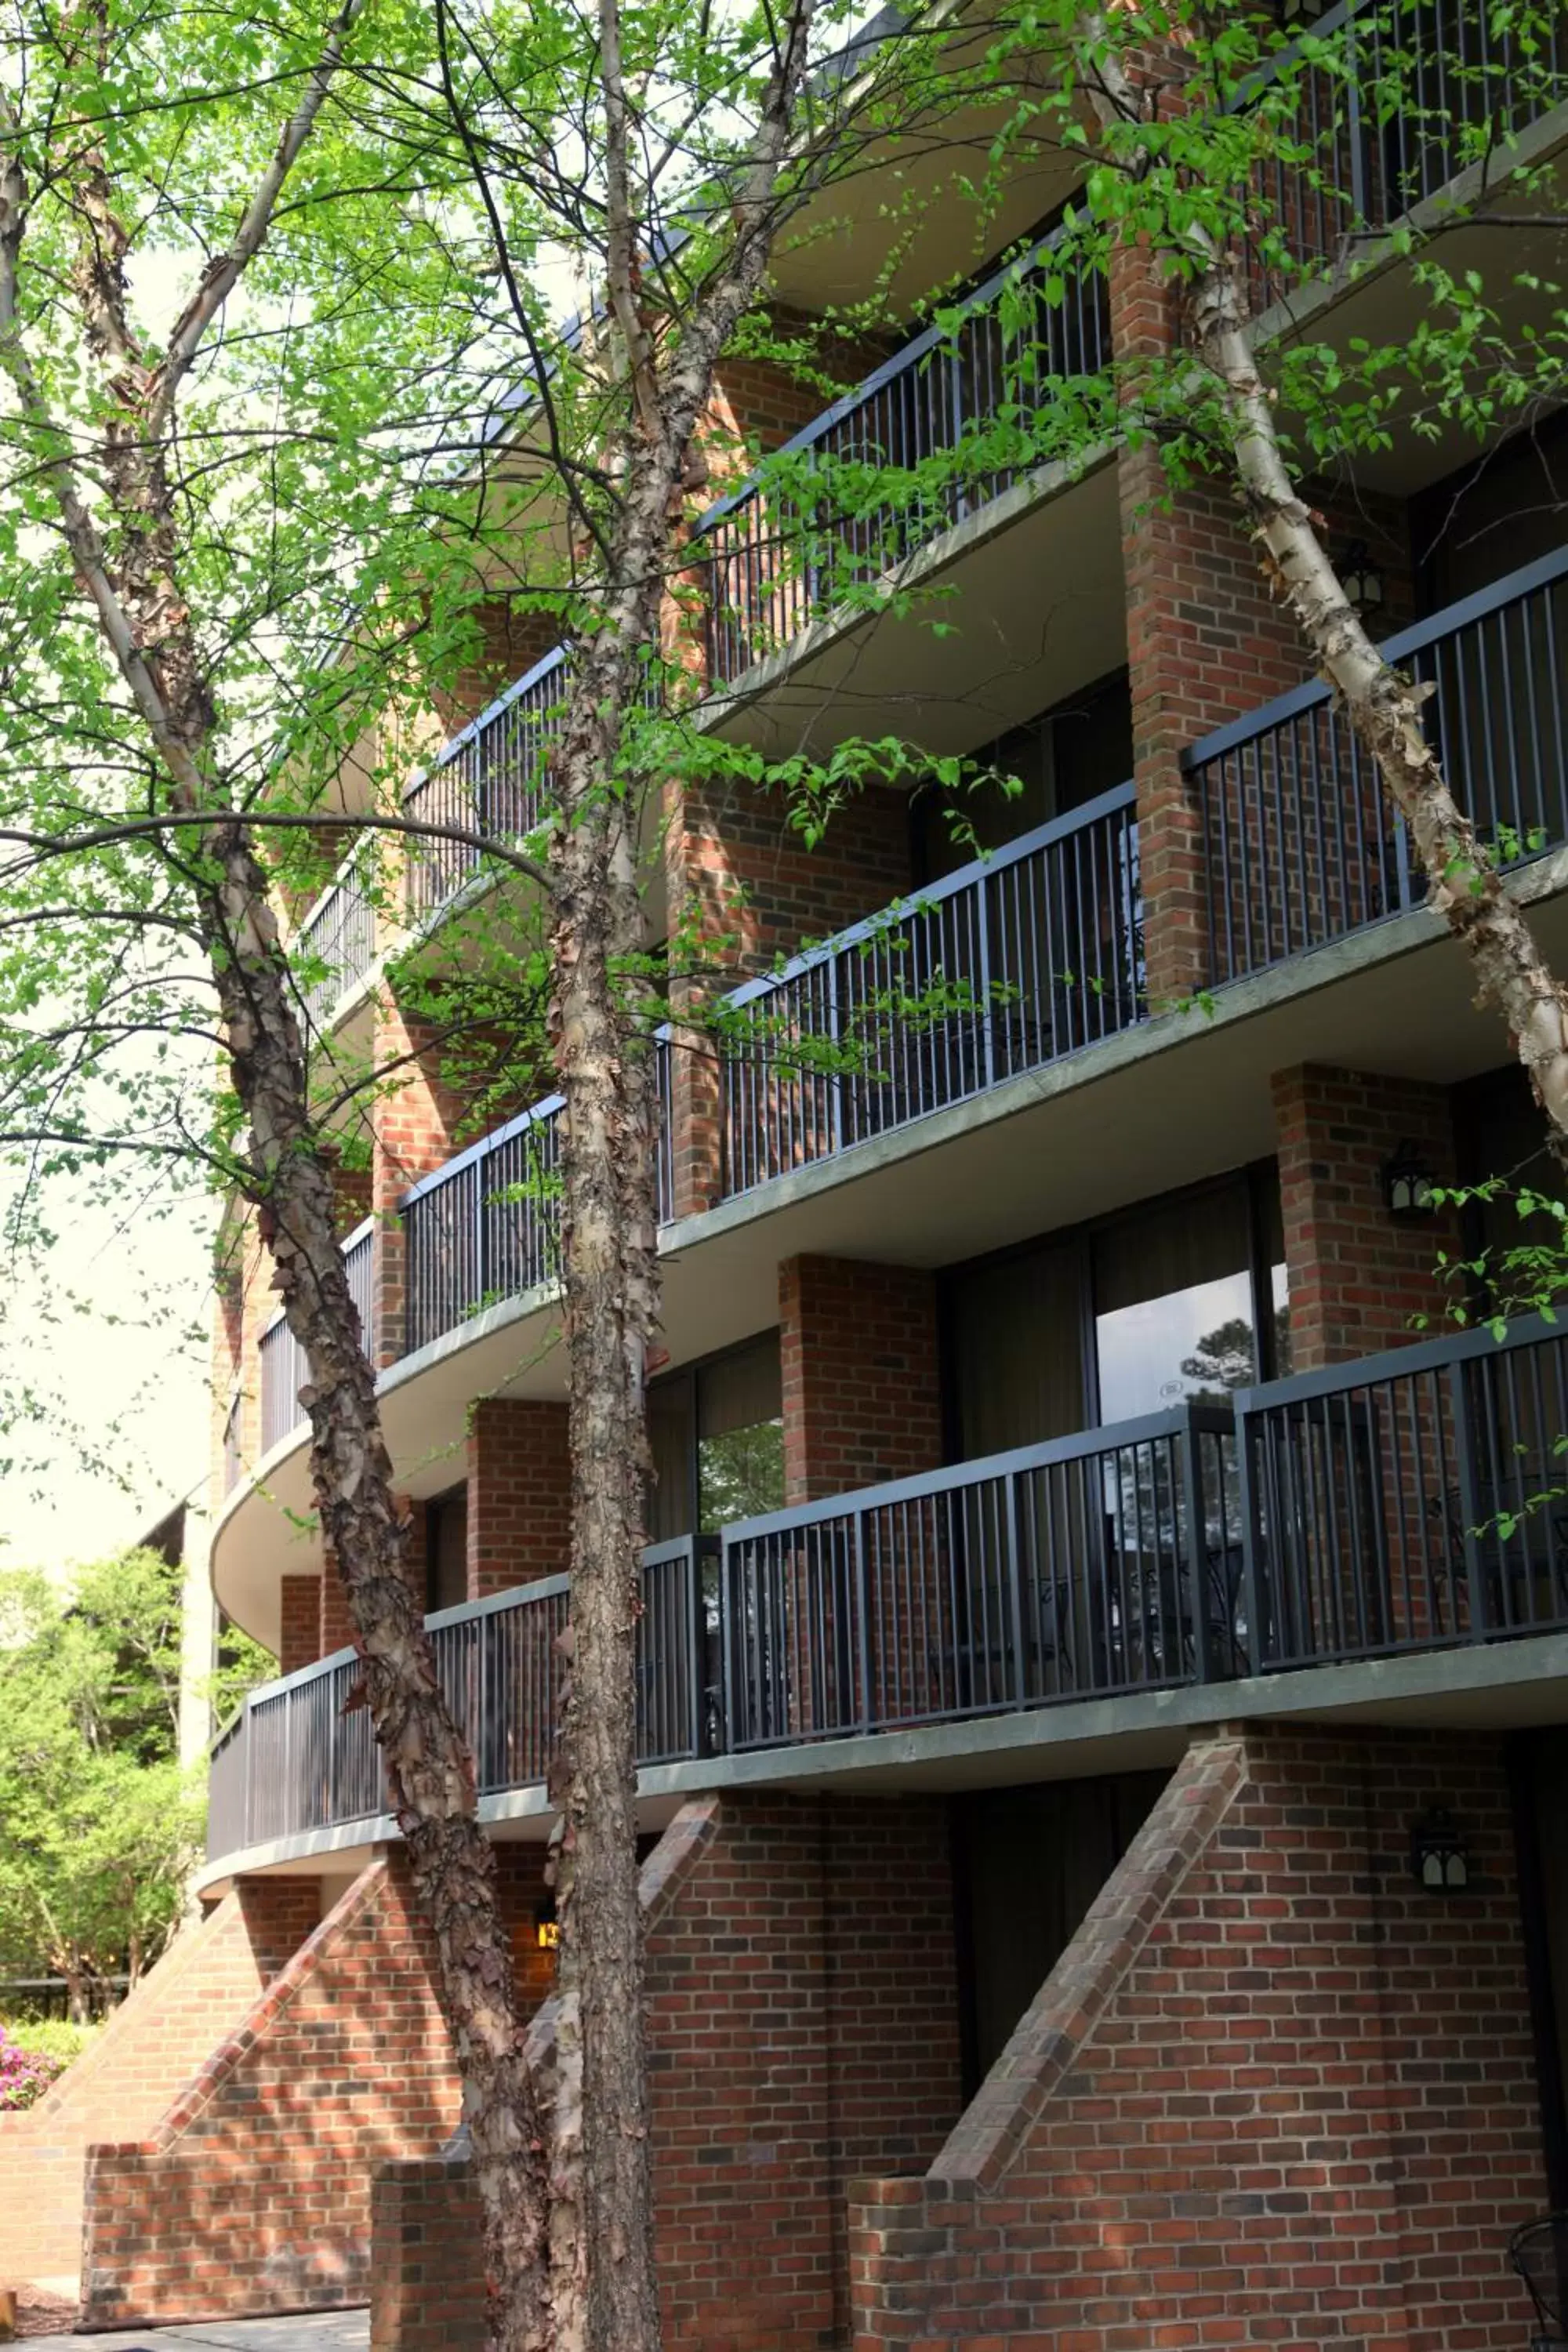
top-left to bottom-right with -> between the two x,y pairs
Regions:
945,1165 -> 1291,1463
647,1334 -> 785,1541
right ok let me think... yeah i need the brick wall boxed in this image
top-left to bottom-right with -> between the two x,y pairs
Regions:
278,1574 -> 321,1675
427,601 -> 560,744
80,1858 -> 456,2327
466,1398 -> 572,1599
0,1875 -> 318,2286
371,993 -> 467,1369
1274,1062 -> 1461,1368
779,1254 -> 942,1502
849,1723 -> 1547,2352
371,1791 -> 963,2352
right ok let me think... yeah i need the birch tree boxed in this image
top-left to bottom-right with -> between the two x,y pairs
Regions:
1053,1 -> 1568,1138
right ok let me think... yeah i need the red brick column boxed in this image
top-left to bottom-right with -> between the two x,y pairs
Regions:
1273,1062 -> 1461,1369
368,1791 -> 961,2352
1108,236 -> 1416,1011
278,1576 -> 321,1675
663,773 -> 913,1217
779,1255 -> 942,1503
371,993 -> 465,1367
465,1398 -> 572,1599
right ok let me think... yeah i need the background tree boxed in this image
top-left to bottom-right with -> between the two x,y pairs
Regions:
0,1548 -> 202,2013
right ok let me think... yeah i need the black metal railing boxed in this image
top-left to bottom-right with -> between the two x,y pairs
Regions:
1236,1314 -> 1568,1670
1188,544 -> 1568,986
403,645 -> 572,925
296,849 -> 376,1033
204,1537 -> 710,1860
401,1043 -> 673,1359
721,1403 -> 1240,1749
693,218 -> 1111,688
209,1318 -> 1568,1864
720,784 -> 1142,1196
1241,0 -> 1567,307
256,1218 -> 377,1458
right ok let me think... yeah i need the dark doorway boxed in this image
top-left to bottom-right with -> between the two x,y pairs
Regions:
953,1769 -> 1167,2095
1512,1730 -> 1568,2205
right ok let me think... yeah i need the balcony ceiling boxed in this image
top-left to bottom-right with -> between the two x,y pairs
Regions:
699,451 -> 1127,764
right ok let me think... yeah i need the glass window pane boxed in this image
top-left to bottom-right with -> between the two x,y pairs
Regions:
695,1336 -> 784,1534
1094,1185 -> 1254,1421
950,1242 -> 1086,1458
426,1486 -> 468,1615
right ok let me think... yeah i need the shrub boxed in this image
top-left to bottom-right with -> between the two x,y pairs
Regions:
0,2022 -> 66,2110
9,2016 -> 97,2067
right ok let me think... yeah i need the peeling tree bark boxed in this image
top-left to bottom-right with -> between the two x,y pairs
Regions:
1073,7 -> 1568,1147
0,57 -> 552,2352
542,5 -> 816,2347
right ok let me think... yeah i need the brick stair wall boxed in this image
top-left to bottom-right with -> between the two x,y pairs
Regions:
0,1875 -> 318,2287
371,1787 -> 966,2352
78,1854 -> 461,2328
848,1723 -> 1548,2352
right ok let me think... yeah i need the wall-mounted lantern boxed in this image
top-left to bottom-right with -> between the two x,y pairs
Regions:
1339,539 -> 1386,619
1410,1809 -> 1472,1894
535,1900 -> 561,1951
1383,1140 -> 1438,1221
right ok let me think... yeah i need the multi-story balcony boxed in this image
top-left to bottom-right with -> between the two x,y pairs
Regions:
209,1311 -> 1568,1868
286,0 -> 1568,1043
248,537 -> 1568,1454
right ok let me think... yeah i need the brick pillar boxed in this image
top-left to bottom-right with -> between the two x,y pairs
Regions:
1109,237 -> 1415,1011
233,1873 -> 322,1973
1273,1062 -> 1461,1369
779,1255 -> 942,1503
320,1556 -> 355,1655
278,1576 -> 321,1675
466,1398 -> 572,1599
371,989 -> 465,1368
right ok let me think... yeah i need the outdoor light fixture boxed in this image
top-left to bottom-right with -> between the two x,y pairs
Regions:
1383,1140 -> 1437,1221
1410,1809 -> 1472,1894
535,1901 -> 560,1951
1339,539 -> 1386,618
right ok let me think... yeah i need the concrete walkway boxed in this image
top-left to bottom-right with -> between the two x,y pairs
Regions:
18,2313 -> 368,2352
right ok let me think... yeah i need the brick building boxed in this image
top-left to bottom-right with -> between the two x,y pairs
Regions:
12,9 -> 1568,2346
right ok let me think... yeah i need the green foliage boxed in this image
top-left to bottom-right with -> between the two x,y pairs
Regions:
0,1548 -> 202,1991
4,2014 -> 100,2066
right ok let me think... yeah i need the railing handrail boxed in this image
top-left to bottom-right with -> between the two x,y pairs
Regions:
1183,541 -> 1568,773
691,214 -> 1081,540
259,1214 -> 378,1341
229,1548 -> 675,1733
1232,1308 -> 1566,1414
293,834 -> 372,955
401,641 -> 573,810
401,1091 -> 566,1211
723,1396 -> 1235,1544
720,778 -> 1138,1013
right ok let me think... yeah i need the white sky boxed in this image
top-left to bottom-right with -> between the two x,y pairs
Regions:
0,1179 -> 213,1576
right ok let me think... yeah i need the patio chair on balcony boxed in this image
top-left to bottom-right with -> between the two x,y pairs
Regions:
1509,2212 -> 1568,2352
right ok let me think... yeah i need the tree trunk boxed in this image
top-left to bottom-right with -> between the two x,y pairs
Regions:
548,724 -> 662,2352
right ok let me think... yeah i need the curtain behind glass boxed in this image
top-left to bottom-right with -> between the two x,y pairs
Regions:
951,1241 -> 1086,1460
647,1379 -> 695,1544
